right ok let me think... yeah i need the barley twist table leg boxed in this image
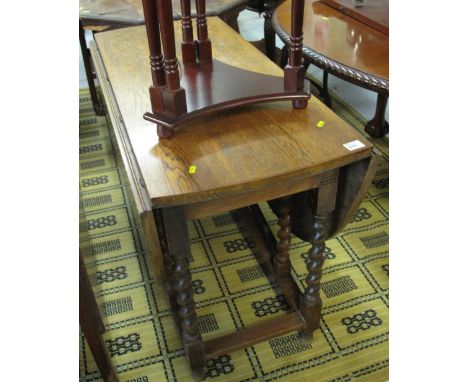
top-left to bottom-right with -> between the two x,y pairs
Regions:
154,210 -> 179,314
365,92 -> 389,138
300,169 -> 338,339
161,206 -> 205,379
274,197 -> 292,277
300,214 -> 328,339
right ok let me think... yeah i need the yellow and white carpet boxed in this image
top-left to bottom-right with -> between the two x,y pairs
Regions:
79,85 -> 389,381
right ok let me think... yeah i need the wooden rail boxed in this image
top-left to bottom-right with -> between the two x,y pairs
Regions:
204,312 -> 305,359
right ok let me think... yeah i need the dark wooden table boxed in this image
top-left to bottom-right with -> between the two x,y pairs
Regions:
270,0 -> 389,138
90,18 -> 377,378
80,0 -> 247,115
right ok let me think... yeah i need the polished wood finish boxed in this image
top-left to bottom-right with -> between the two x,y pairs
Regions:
142,60 -> 311,131
155,0 -> 188,135
93,21 -> 372,207
158,0 -> 183,92
79,0 -> 248,116
91,24 -> 376,376
79,0 -> 247,29
365,93 -> 389,137
321,0 -> 388,35
180,0 -> 197,63
195,0 -> 212,61
141,17 -> 309,137
283,0 -> 307,109
141,0 -> 166,115
272,0 -> 389,138
274,0 -> 388,81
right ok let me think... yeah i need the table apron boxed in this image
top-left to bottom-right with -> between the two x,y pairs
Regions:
184,174 -> 320,220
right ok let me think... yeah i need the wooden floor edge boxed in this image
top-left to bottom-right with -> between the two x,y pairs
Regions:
204,311 -> 305,359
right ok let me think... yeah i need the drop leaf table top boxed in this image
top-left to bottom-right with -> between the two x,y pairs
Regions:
91,18 -> 373,210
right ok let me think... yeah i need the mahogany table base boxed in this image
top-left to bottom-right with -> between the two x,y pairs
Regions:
304,68 -> 393,133
269,0 -> 389,139
364,93 -> 389,138
153,170 -> 339,379
276,45 -> 388,138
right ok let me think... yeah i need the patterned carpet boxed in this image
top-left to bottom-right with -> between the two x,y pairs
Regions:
79,83 -> 389,382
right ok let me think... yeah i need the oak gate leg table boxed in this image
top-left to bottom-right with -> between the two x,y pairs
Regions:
270,0 -> 389,138
90,17 -> 377,379
79,0 -> 247,115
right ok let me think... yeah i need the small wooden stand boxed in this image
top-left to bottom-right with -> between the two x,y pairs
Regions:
141,0 -> 310,138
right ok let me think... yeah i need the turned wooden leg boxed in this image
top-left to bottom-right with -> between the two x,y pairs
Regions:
161,207 -> 205,380
180,0 -> 197,63
142,0 -> 166,115
163,249 -> 179,317
79,252 -> 118,382
195,0 -> 212,62
153,210 -> 179,319
156,0 -> 187,123
319,71 -> 332,108
365,92 -> 389,138
79,21 -> 104,116
284,0 -> 307,109
300,169 -> 339,339
274,197 -> 292,277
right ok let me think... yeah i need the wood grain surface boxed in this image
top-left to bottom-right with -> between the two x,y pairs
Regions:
79,0 -> 246,23
80,0 -> 144,23
274,0 -> 388,80
93,18 -> 373,208
320,0 -> 388,35
92,39 -> 165,279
